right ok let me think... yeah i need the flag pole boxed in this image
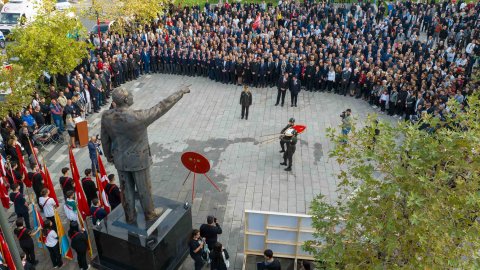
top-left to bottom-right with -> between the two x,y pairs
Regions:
0,203 -> 24,270
34,205 -> 48,257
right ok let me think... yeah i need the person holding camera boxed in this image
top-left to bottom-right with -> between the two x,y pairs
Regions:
341,109 -> 352,141
88,135 -> 101,175
200,215 -> 223,251
189,229 -> 206,270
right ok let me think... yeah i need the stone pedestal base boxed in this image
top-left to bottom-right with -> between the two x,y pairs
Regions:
92,196 -> 192,270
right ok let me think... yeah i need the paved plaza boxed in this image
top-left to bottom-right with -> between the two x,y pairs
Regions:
31,74 -> 392,269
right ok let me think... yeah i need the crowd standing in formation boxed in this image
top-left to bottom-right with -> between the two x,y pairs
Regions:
0,0 -> 479,268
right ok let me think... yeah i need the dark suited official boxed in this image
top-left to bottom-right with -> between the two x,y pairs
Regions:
279,118 -> 295,153
239,86 -> 253,120
275,73 -> 289,106
289,75 -> 301,107
280,128 -> 298,171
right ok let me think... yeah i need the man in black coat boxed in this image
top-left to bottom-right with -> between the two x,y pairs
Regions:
111,58 -> 121,88
276,73 -> 289,106
267,58 -> 276,87
228,58 -> 236,84
200,215 -> 222,251
289,76 -> 301,107
32,106 -> 45,128
81,169 -> 98,207
259,58 -> 268,88
127,54 -> 135,81
305,61 -> 315,91
251,58 -> 260,87
69,223 -> 89,270
239,86 -> 253,120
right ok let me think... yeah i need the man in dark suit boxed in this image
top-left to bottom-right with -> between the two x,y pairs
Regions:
276,73 -> 289,107
251,58 -> 260,87
289,76 -> 301,107
259,58 -> 267,87
305,61 -> 315,91
239,86 -> 253,120
101,86 -> 190,224
267,58 -> 276,87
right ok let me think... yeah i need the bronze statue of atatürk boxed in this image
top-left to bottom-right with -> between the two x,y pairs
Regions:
101,85 -> 190,224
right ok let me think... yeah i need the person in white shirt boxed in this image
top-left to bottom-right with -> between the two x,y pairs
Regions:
327,66 -> 336,92
63,190 -> 78,222
379,90 -> 390,112
43,220 -> 63,268
466,41 -> 476,55
38,188 -> 57,228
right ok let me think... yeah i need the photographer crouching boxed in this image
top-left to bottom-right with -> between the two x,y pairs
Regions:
88,135 -> 102,175
340,109 -> 352,143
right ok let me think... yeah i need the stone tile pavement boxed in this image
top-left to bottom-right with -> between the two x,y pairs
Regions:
19,74 -> 393,270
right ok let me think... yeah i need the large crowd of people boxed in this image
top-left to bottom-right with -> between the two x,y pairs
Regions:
0,0 -> 479,268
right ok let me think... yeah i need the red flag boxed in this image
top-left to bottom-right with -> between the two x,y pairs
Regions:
253,14 -> 261,30
42,165 -> 59,207
0,232 -> 16,270
0,156 -> 8,209
0,155 -> 6,177
69,148 -> 90,219
97,155 -> 108,189
95,173 -> 110,213
0,177 -> 9,209
15,145 -> 30,187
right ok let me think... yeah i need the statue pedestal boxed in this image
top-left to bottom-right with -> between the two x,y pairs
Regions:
92,196 -> 192,270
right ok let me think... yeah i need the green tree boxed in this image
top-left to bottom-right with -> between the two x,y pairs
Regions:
89,0 -> 172,34
305,83 -> 480,268
6,1 -> 90,81
0,64 -> 37,118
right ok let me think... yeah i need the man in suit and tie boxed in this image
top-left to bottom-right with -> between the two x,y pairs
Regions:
269,58 -> 278,87
222,56 -> 229,84
101,85 -> 190,224
275,73 -> 289,107
251,58 -> 260,87
259,58 -> 267,88
289,76 -> 301,107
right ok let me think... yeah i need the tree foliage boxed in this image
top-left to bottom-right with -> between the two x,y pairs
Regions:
0,64 -> 37,118
305,80 -> 480,268
90,0 -> 171,34
6,0 -> 90,79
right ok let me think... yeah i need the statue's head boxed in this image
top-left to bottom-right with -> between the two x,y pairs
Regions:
112,88 -> 134,107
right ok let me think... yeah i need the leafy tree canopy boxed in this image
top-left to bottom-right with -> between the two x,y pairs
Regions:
90,0 -> 172,34
1,0 -> 90,118
6,0 -> 90,78
305,75 -> 480,269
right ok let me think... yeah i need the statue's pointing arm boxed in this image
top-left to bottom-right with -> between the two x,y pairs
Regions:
140,85 -> 190,126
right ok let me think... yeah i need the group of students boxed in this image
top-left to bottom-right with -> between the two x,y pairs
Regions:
4,158 -> 122,269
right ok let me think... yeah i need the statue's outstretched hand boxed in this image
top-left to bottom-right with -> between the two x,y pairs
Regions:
180,84 -> 191,94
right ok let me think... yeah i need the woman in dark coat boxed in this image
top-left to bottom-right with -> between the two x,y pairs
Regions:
209,242 -> 229,270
